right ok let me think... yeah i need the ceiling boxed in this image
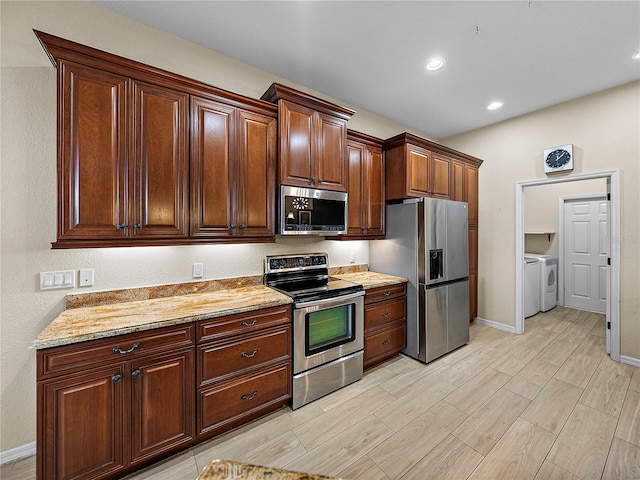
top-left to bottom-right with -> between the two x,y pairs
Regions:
93,1 -> 640,139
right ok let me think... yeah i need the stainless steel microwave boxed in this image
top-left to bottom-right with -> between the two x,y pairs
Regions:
279,186 -> 347,235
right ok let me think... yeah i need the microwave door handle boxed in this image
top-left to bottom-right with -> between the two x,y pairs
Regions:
294,290 -> 364,308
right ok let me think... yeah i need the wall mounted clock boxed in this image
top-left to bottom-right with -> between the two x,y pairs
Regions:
543,144 -> 573,173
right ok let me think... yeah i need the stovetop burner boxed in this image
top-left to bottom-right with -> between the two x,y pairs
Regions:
264,253 -> 363,303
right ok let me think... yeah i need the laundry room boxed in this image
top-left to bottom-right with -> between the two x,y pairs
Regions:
523,178 -> 608,318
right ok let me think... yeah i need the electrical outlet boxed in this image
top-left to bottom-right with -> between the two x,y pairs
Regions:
79,269 -> 94,286
192,263 -> 204,278
350,251 -> 356,264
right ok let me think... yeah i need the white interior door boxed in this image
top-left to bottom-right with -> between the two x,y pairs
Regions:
563,198 -> 608,314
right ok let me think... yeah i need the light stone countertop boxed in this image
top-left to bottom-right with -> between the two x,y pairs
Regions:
33,271 -> 407,350
197,460 -> 338,479
33,286 -> 292,350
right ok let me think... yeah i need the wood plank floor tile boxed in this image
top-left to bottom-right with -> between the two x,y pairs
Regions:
602,437 -> 640,480
314,365 -> 396,411
437,352 -> 496,387
490,344 -> 540,376
556,315 -> 599,345
503,358 -> 559,400
399,434 -> 484,480
631,367 -> 640,392
579,368 -> 630,416
467,418 -> 556,480
293,386 -> 395,451
615,389 -> 640,447
236,431 -> 306,469
547,403 -> 617,480
598,354 -> 638,378
374,375 -> 459,432
553,352 -> 601,388
536,339 -> 578,367
573,333 -> 607,358
444,367 -> 512,414
336,455 -> 390,480
368,401 -> 467,479
482,332 -> 526,357
124,452 -> 199,480
521,378 -> 583,435
518,327 -> 557,351
378,360 -> 448,397
453,388 -> 530,455
284,415 -> 392,477
533,460 -> 578,480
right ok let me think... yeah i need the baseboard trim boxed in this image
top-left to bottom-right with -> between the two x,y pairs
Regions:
475,317 -> 517,334
0,441 -> 36,465
620,355 -> 640,368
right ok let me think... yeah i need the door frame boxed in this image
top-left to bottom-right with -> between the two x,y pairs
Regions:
557,193 -> 608,308
514,169 -> 620,362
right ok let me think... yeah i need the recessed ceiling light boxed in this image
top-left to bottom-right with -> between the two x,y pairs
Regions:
425,58 -> 445,71
633,51 -> 640,60
487,101 -> 504,110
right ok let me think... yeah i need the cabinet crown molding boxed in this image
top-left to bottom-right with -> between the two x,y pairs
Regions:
261,82 -> 355,120
383,132 -> 483,167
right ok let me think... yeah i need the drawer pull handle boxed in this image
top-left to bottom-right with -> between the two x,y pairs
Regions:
241,349 -> 258,358
382,312 -> 391,318
240,319 -> 258,327
382,291 -> 391,296
382,339 -> 391,345
113,343 -> 140,355
112,374 -> 122,383
131,370 -> 141,378
241,390 -> 258,401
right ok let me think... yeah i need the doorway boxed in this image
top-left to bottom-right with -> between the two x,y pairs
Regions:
515,170 -> 620,362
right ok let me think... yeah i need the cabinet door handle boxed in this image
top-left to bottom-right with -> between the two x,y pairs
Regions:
113,343 -> 140,355
112,374 -> 122,383
309,177 -> 316,184
241,390 -> 258,401
134,223 -> 142,229
131,370 -> 141,378
229,224 -> 235,230
116,223 -> 126,230
382,339 -> 391,345
382,312 -> 391,318
239,224 -> 246,230
241,349 -> 258,358
382,291 -> 391,296
318,178 -> 324,183
240,319 -> 258,327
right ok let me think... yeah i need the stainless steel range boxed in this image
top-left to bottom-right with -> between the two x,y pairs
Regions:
264,253 -> 364,409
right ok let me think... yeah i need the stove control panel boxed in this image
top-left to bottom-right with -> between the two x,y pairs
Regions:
265,253 -> 328,273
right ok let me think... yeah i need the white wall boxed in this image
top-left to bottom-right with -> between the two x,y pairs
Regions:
444,81 -> 640,361
0,1 -> 419,453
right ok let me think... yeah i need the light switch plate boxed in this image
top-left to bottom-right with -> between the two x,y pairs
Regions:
40,270 -> 75,290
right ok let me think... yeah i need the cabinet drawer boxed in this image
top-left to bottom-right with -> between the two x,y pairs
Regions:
38,324 -> 194,380
364,283 -> 407,305
365,297 -> 406,330
364,322 -> 406,365
197,305 -> 291,343
198,362 -> 291,437
198,325 -> 291,386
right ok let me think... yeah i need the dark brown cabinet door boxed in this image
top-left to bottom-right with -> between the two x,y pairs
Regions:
316,112 -> 347,191
452,160 -> 465,202
365,146 -> 385,236
58,61 -> 128,240
406,145 -> 431,196
190,97 -> 235,238
465,164 -> 479,226
430,153 -> 452,199
346,141 -> 365,235
41,365 -> 125,480
130,349 -> 194,464
131,81 -> 189,238
278,100 -> 314,187
236,110 -> 276,237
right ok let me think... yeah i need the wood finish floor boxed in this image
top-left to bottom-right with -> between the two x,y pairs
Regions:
4,306 -> 639,480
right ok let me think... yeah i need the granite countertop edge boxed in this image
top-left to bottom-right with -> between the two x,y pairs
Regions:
33,272 -> 407,350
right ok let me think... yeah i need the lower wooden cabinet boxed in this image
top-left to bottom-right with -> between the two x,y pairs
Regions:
363,283 -> 407,369
36,305 -> 292,480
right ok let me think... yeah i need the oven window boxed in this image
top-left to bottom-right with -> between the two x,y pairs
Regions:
306,304 -> 355,356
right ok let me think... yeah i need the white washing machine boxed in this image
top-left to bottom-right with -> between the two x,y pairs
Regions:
525,253 -> 558,312
524,256 -> 541,318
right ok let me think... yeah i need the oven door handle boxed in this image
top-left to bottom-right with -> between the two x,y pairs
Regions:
294,290 -> 364,308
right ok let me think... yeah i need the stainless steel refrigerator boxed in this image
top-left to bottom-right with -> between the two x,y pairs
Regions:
370,198 -> 469,363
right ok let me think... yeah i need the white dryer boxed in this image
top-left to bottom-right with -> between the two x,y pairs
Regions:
524,257 -> 541,318
525,253 -> 558,312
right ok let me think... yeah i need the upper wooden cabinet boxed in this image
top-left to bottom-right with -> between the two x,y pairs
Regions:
261,83 -> 355,192
36,30 -> 278,248
190,96 -> 276,240
343,131 -> 385,238
384,134 -> 453,200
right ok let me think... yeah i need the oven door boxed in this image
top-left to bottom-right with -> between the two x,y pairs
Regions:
293,291 -> 364,374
